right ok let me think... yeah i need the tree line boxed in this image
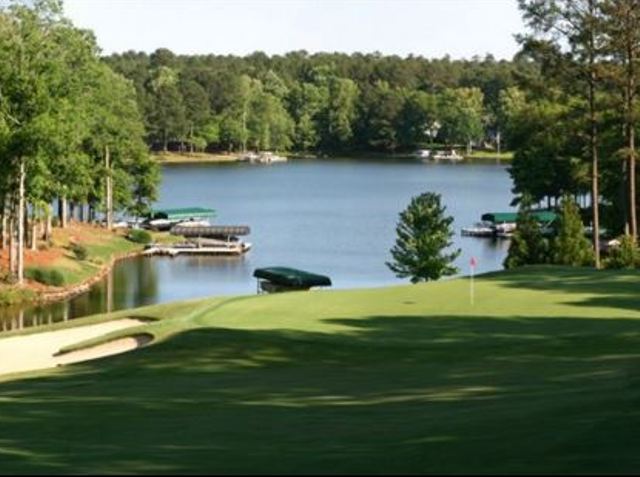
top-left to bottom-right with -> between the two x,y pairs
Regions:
104,48 -> 538,155
505,0 -> 640,268
0,0 -> 159,285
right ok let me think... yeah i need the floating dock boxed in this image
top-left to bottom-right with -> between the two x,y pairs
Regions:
143,242 -> 251,257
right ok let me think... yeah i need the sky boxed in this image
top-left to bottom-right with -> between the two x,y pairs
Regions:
64,0 -> 525,60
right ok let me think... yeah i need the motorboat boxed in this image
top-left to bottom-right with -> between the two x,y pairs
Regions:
461,221 -> 494,237
251,151 -> 288,164
433,149 -> 464,161
175,218 -> 211,228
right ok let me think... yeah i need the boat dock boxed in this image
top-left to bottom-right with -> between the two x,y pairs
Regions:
143,242 -> 251,257
144,224 -> 252,256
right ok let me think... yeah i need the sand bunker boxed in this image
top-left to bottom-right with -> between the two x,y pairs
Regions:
0,319 -> 150,377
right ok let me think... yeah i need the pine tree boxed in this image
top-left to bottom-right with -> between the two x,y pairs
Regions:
552,196 -> 594,266
504,197 -> 549,269
386,192 -> 460,283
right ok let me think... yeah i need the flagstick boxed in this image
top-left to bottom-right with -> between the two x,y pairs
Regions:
470,265 -> 475,306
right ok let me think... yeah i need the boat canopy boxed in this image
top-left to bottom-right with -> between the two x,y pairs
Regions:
481,211 -> 557,224
171,225 -> 250,237
150,207 -> 216,221
253,267 -> 332,288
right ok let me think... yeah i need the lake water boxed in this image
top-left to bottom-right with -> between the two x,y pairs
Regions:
0,158 -> 514,331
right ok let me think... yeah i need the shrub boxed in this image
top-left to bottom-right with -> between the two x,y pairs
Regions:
551,195 -> 593,267
605,235 -> 639,269
127,229 -> 152,244
25,267 -> 65,286
504,195 -> 549,269
70,242 -> 88,261
47,269 -> 65,286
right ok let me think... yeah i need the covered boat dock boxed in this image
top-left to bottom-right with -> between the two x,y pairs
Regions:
148,207 -> 216,221
253,267 -> 332,293
481,211 -> 557,226
143,224 -> 252,257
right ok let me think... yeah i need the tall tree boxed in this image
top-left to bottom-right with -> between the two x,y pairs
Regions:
437,88 -> 485,154
387,192 -> 460,283
504,196 -> 549,269
518,0 -> 605,265
552,195 -> 594,266
601,0 -> 640,241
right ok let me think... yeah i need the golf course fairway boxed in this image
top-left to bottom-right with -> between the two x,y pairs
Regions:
0,266 -> 639,474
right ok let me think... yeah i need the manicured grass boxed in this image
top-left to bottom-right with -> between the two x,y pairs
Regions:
1,266 -> 640,474
466,150 -> 514,161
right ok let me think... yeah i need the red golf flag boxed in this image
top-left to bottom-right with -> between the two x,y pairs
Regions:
470,256 -> 477,268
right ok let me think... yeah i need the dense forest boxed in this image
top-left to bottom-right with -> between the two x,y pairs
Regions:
104,49 -> 537,155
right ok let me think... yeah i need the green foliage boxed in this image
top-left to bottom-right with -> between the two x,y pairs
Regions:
437,88 -> 485,149
387,192 -> 460,283
70,242 -> 89,261
104,49 -> 531,155
551,196 -> 593,266
605,235 -> 639,269
127,229 -> 152,244
504,198 -> 549,269
25,267 -> 65,287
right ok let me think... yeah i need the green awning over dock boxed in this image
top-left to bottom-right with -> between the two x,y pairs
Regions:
481,211 -> 557,224
150,207 -> 216,220
171,225 -> 250,237
253,267 -> 332,288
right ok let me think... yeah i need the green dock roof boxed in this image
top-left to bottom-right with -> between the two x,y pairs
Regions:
151,207 -> 216,220
253,267 -> 332,288
481,211 -> 557,224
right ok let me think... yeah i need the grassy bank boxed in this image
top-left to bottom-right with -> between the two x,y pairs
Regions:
0,224 -> 178,305
153,151 -> 242,163
1,266 -> 640,473
466,150 -> 514,161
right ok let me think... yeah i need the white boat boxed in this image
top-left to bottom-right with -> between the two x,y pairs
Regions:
461,221 -> 494,237
433,149 -> 464,161
146,218 -> 172,231
240,152 -> 259,162
175,219 -> 211,228
251,151 -> 288,164
415,149 -> 432,159
494,222 -> 516,238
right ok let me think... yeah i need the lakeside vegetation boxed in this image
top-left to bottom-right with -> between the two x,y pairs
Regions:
106,49 -> 528,156
0,222 -> 178,307
153,151 -> 242,164
0,1 -> 159,289
1,267 -> 639,473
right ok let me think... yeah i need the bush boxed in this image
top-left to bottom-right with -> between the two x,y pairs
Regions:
605,235 -> 639,269
551,196 -> 593,267
70,242 -> 88,261
127,229 -> 152,244
504,195 -> 549,269
25,267 -> 65,286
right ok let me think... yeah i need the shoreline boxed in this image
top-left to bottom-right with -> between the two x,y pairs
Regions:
36,249 -> 145,305
0,245 -> 146,311
153,150 -> 513,164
